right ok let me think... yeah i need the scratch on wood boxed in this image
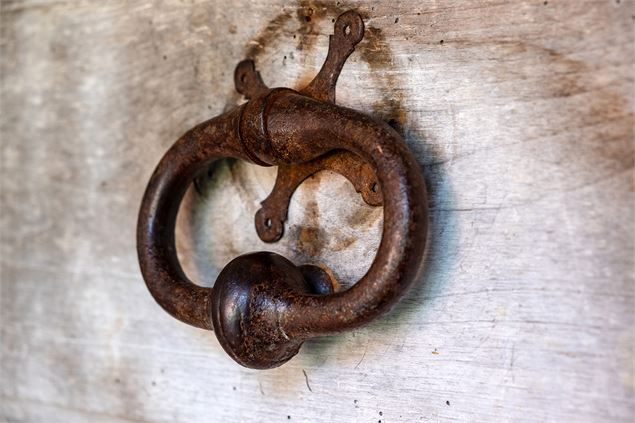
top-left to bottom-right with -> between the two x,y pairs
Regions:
302,369 -> 313,392
354,345 -> 368,369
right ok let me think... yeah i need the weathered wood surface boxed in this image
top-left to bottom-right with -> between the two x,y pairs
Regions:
1,0 -> 634,422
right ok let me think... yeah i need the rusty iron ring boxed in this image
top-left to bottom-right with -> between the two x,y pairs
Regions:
137,11 -> 428,369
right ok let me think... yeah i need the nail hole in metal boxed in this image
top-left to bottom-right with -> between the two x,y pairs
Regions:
344,25 -> 351,35
265,218 -> 272,228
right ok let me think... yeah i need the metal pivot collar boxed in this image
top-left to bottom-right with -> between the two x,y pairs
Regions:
137,10 -> 428,369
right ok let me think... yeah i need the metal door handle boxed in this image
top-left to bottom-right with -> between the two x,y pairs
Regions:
137,11 -> 428,369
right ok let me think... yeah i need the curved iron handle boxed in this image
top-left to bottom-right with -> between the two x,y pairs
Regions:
137,11 -> 428,369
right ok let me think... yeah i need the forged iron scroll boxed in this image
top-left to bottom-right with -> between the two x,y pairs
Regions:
137,10 -> 428,369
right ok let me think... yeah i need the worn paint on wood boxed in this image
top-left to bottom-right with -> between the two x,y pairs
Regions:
1,0 -> 634,422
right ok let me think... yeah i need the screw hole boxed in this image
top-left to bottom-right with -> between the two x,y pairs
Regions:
370,182 -> 378,193
240,73 -> 246,83
344,25 -> 351,35
265,218 -> 272,228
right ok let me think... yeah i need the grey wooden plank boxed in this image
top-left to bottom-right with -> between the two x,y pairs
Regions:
1,0 -> 633,422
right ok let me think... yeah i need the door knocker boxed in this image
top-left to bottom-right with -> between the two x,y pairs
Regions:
137,10 -> 428,369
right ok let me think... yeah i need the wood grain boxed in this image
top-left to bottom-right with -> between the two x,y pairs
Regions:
1,0 -> 633,422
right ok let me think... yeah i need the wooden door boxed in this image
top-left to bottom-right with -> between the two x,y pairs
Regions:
2,1 -> 633,421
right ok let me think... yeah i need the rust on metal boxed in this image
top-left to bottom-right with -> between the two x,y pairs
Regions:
137,10 -> 428,369
256,149 -> 382,243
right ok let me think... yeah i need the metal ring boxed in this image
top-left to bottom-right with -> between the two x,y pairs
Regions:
137,10 -> 428,369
